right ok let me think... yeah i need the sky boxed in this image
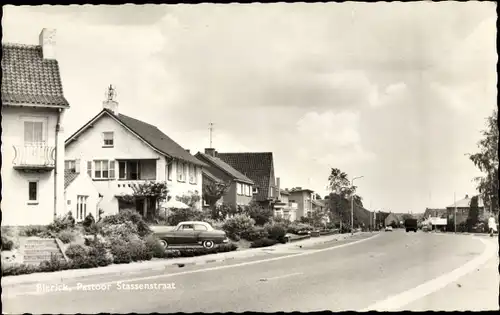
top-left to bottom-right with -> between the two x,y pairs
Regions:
2,3 -> 497,213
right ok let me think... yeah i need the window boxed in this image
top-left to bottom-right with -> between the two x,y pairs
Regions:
119,161 -> 127,179
180,224 -> 194,230
167,162 -> 173,181
237,183 -> 243,195
65,160 -> 76,172
24,121 -> 45,144
28,181 -> 38,203
76,195 -> 88,221
177,161 -> 185,182
103,132 -> 114,147
253,187 -> 259,194
193,166 -> 198,184
189,164 -> 195,184
194,224 -> 208,231
93,160 -> 115,179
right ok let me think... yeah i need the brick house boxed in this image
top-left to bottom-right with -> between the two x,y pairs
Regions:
217,152 -> 277,209
446,194 -> 485,225
195,149 -> 254,209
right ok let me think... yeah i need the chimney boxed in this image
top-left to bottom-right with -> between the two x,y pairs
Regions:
276,177 -> 281,199
205,148 -> 215,157
465,194 -> 469,199
186,149 -> 190,153
103,85 -> 119,116
39,28 -> 56,60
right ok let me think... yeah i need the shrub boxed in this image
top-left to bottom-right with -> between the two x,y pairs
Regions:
166,208 -> 208,226
57,229 -> 75,244
1,235 -> 14,251
82,213 -> 96,233
250,238 -> 278,248
264,223 -> 287,243
65,244 -> 88,261
222,214 -> 255,240
129,238 -> 152,262
21,225 -> 53,238
102,209 -> 151,237
241,226 -> 269,241
47,216 -> 73,233
87,239 -> 113,266
109,239 -> 133,264
100,222 -> 138,238
244,203 -> 274,226
38,253 -> 72,273
287,223 -> 313,235
2,263 -> 40,276
144,235 -> 165,258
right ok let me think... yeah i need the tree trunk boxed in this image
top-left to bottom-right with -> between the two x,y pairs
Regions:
143,198 -> 147,218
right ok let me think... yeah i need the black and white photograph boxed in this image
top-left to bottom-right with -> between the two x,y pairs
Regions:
1,2 -> 498,313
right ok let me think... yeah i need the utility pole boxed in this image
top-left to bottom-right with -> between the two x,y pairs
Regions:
351,176 -> 364,235
209,122 -> 214,148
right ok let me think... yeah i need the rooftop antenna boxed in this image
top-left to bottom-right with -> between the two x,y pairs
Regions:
209,122 -> 214,148
105,84 -> 117,101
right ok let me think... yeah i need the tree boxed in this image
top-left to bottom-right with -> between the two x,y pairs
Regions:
469,109 -> 499,214
315,193 -> 322,200
176,191 -> 202,208
326,168 -> 364,227
124,181 -> 169,220
202,180 -> 230,210
467,195 -> 480,231
243,201 -> 274,226
328,168 -> 351,196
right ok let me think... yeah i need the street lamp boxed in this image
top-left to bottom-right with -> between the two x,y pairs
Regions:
351,176 -> 364,235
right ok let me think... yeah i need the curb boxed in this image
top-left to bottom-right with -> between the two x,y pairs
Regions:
2,232 -> 369,287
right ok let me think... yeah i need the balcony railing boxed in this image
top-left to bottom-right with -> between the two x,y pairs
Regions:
13,144 -> 55,171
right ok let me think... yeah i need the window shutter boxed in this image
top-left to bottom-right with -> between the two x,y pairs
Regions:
109,161 -> 116,179
87,161 -> 92,178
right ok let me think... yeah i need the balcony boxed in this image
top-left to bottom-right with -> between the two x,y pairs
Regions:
13,144 -> 55,172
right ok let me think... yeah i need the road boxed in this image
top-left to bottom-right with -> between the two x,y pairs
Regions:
2,231 -> 498,313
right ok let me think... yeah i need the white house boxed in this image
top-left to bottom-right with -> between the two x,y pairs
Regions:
64,169 -> 101,222
1,29 -> 68,226
64,86 -> 206,218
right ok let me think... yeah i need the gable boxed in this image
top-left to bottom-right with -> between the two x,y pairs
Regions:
65,112 -> 163,160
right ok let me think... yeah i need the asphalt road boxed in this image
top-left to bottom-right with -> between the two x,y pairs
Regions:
3,231 -> 498,313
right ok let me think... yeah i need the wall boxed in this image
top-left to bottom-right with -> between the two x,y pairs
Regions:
64,173 -> 100,222
165,157 -> 202,210
235,181 -> 253,206
1,106 -> 65,226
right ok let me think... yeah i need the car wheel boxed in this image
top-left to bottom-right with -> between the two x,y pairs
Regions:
202,240 -> 215,249
159,240 -> 168,249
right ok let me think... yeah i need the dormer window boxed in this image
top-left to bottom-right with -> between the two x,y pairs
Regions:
103,132 -> 114,147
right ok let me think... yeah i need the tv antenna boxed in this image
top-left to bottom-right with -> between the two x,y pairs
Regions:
209,122 -> 214,148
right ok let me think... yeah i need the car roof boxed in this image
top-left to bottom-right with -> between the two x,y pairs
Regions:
177,221 -> 209,225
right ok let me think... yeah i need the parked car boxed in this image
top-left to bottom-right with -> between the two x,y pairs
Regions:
153,221 -> 228,249
385,226 -> 393,232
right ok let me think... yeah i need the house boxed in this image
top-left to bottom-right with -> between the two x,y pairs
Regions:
423,208 -> 447,219
217,152 -> 277,208
273,181 -> 298,221
195,148 -> 254,209
384,212 -> 400,227
64,86 -> 206,218
288,187 -> 315,219
1,29 -> 69,226
445,194 -> 485,225
64,169 -> 101,222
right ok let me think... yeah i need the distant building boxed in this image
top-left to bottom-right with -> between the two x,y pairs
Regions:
445,194 -> 484,225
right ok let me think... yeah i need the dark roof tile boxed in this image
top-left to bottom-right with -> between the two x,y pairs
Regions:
196,153 -> 253,184
217,152 -> 274,201
64,170 -> 79,189
1,43 -> 69,107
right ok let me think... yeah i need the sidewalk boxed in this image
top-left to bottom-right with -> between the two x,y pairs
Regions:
2,232 -> 372,287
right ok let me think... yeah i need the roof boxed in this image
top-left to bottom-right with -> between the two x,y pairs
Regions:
65,109 -> 205,166
196,153 -> 254,184
423,208 -> 447,218
202,168 -> 223,183
312,199 -> 326,207
217,152 -> 274,201
1,43 -> 69,108
64,170 -> 79,189
446,196 -> 484,208
280,189 -> 290,195
289,188 -> 315,194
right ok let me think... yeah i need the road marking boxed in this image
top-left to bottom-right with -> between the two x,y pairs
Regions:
4,234 -> 380,298
260,272 -> 303,282
360,236 -> 497,312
